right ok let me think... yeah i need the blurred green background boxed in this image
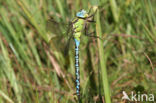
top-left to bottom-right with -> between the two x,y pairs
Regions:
0,0 -> 156,103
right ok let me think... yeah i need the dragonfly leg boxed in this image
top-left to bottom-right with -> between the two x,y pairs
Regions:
78,16 -> 95,22
87,7 -> 93,14
86,32 -> 103,40
86,14 -> 96,23
86,9 -> 97,23
85,26 -> 95,37
84,24 -> 103,40
86,19 -> 96,23
86,9 -> 97,19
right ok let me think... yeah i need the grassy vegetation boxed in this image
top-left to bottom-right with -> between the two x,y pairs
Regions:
0,0 -> 156,103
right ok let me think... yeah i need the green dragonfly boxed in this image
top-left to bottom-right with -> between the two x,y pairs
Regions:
47,8 -> 98,102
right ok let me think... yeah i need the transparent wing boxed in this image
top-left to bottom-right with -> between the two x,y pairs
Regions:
46,17 -> 74,54
46,17 -> 63,36
64,34 -> 73,56
61,20 -> 74,56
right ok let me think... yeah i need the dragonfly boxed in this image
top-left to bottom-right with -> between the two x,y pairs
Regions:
47,8 -> 97,102
70,9 -> 97,101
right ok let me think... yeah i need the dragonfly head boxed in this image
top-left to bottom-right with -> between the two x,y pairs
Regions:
76,9 -> 88,18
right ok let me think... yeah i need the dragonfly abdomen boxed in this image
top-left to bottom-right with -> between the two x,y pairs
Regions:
74,38 -> 80,99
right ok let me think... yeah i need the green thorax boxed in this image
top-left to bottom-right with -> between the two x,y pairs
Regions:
72,18 -> 85,41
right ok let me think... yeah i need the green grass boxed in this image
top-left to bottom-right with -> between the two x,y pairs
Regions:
96,8 -> 111,103
0,0 -> 156,103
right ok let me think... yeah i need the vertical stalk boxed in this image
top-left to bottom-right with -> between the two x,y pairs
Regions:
96,9 -> 111,103
56,0 -> 65,20
110,0 -> 119,23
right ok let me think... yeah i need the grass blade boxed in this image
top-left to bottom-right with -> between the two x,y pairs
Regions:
96,8 -> 111,103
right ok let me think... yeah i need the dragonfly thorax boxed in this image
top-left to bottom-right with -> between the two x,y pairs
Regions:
72,18 -> 85,41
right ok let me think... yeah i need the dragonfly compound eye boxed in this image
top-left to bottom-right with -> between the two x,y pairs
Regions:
76,9 -> 87,18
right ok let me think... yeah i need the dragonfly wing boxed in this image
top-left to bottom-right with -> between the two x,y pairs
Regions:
63,20 -> 74,56
46,18 -> 62,36
64,21 -> 73,36
64,33 -> 73,56
46,17 -> 74,53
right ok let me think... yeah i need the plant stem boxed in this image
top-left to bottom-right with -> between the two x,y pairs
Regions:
96,8 -> 111,103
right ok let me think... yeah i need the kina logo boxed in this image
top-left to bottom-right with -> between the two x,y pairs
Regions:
121,91 -> 155,102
